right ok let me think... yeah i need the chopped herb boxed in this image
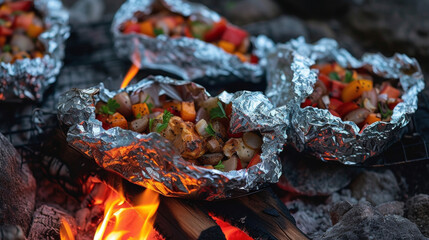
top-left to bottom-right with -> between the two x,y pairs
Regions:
205,123 -> 216,137
210,101 -> 227,120
142,95 -> 150,103
147,102 -> 154,113
378,102 -> 393,119
136,113 -> 142,119
3,44 -> 11,52
154,28 -> 164,36
149,118 -> 154,131
345,70 -> 353,83
329,72 -> 340,81
100,99 -> 120,115
214,160 -> 225,171
156,110 -> 173,133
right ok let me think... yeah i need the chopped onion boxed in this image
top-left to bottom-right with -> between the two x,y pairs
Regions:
242,132 -> 263,150
321,95 -> 330,108
378,93 -> 388,102
195,119 -> 209,137
363,98 -> 377,112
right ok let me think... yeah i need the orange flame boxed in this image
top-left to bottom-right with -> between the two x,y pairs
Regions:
94,188 -> 160,240
60,218 -> 75,240
120,64 -> 140,89
209,213 -> 253,240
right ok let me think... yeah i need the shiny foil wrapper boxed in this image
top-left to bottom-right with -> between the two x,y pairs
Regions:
0,0 -> 70,102
111,0 -> 274,83
266,37 -> 425,164
57,76 -> 286,200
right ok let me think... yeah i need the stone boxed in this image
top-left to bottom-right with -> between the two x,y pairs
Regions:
28,205 -> 77,240
222,0 -> 282,25
0,133 -> 36,234
0,225 -> 26,240
376,201 -> 404,216
329,201 -> 353,225
320,201 -> 426,240
277,149 -> 360,196
349,170 -> 400,205
244,15 -> 308,43
405,194 -> 429,237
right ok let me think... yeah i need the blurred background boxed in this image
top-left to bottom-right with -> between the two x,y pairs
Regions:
62,0 -> 429,78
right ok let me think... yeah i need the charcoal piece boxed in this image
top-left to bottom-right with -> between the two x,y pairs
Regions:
278,148 -> 360,196
349,170 -> 401,205
0,225 -> 26,240
405,194 -> 429,237
0,133 -> 36,234
329,201 -> 352,225
27,205 -> 76,240
376,201 -> 404,216
321,201 -> 426,240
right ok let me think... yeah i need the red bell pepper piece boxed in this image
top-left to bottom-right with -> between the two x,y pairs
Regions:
8,1 -> 33,12
184,26 -> 193,38
221,25 -> 248,47
336,102 -> 359,118
329,98 -> 343,111
300,98 -> 317,108
151,108 -> 165,113
227,128 -> 243,138
13,13 -> 34,29
123,22 -> 141,34
203,18 -> 227,42
96,114 -> 112,130
330,80 -> 347,99
380,84 -> 401,99
225,103 -> 233,118
318,74 -> 332,89
236,158 -> 242,170
250,54 -> 259,64
388,98 -> 403,110
247,154 -> 261,168
0,26 -> 12,36
329,109 -> 341,118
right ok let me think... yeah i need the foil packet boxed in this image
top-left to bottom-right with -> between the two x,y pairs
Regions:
0,0 -> 70,102
57,76 -> 287,200
266,37 -> 425,164
111,0 -> 274,83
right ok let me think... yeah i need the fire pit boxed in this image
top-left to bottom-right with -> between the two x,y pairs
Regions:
1,0 -> 429,240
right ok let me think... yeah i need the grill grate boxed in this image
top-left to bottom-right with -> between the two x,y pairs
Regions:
0,20 -> 428,167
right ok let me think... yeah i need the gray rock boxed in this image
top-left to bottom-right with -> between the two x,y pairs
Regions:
405,194 -> 429,237
376,201 -> 404,216
349,170 -> 400,205
277,150 -> 360,196
0,225 -> 26,240
223,0 -> 282,25
244,15 -> 308,43
330,201 -> 353,225
0,133 -> 36,234
320,201 -> 426,240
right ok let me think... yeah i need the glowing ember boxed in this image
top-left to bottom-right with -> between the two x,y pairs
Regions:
60,218 -> 75,240
209,213 -> 253,240
120,64 -> 140,89
94,188 -> 160,240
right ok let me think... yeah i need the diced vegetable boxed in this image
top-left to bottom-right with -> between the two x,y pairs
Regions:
380,84 -> 401,99
221,25 -> 248,47
162,100 -> 182,116
388,98 -> 403,110
330,80 -> 346,99
123,21 -> 141,34
132,103 -> 150,118
181,101 -> 196,122
107,112 -> 128,129
113,92 -> 133,117
329,98 -> 343,111
130,117 -> 148,133
139,21 -> 154,37
341,79 -> 373,102
329,110 -> 341,118
223,156 -> 238,171
318,74 -> 332,89
195,119 -> 209,137
343,108 -> 370,125
364,113 -> 381,125
242,132 -> 262,150
8,1 -> 33,12
247,154 -> 261,168
336,102 -> 359,118
203,18 -> 227,42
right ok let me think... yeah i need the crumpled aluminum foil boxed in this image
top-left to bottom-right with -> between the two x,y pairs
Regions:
266,37 -> 425,164
111,0 -> 274,83
57,76 -> 287,200
0,0 -> 70,102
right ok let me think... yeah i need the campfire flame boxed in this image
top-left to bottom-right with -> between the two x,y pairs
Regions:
120,64 -> 140,89
209,213 -> 253,240
94,187 -> 160,240
60,218 -> 75,240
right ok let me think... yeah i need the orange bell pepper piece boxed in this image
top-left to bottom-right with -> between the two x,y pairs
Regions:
364,113 -> 381,125
234,52 -> 247,62
139,21 -> 154,37
218,40 -> 235,53
380,84 -> 401,99
108,112 -> 128,129
181,101 -> 196,122
32,51 -> 44,58
26,23 -> 44,38
341,79 -> 373,102
162,100 -> 182,116
247,154 -> 261,168
132,103 -> 150,118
